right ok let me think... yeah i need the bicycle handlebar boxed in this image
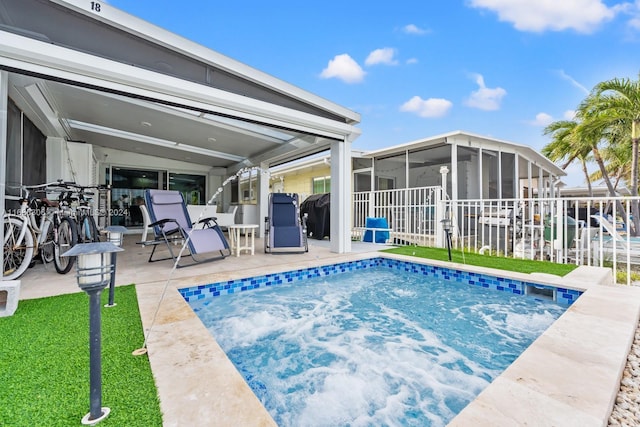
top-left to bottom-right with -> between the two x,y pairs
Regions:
9,180 -> 111,201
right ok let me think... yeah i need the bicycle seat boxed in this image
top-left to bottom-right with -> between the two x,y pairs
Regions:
40,198 -> 60,208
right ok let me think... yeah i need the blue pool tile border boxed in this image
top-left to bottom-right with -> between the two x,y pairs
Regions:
179,257 -> 582,306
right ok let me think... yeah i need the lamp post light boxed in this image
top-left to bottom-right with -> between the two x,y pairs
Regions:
441,218 -> 452,261
104,226 -> 127,308
63,242 -> 124,426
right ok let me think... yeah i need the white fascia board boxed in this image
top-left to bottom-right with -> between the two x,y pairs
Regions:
49,0 -> 360,125
0,32 -> 360,142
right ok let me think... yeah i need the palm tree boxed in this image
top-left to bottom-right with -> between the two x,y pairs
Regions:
542,120 -> 593,196
579,74 -> 640,233
543,116 -> 628,230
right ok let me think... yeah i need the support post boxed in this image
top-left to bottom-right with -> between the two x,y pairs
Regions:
330,139 -> 352,254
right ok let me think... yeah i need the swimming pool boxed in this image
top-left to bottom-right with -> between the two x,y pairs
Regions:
181,258 -> 579,426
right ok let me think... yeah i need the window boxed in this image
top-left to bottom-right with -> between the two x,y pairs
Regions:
312,176 -> 330,194
5,99 -> 46,207
169,173 -> 206,205
377,177 -> 395,190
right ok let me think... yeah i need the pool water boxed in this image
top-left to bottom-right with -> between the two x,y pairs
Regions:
190,266 -> 566,427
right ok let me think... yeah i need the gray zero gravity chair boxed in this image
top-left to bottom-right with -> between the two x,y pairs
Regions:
264,192 -> 308,254
142,189 -> 230,267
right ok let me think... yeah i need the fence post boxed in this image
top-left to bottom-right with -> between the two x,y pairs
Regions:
436,166 -> 449,248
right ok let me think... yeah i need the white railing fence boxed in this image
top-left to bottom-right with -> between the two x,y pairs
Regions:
352,187 -> 640,285
353,187 -> 442,246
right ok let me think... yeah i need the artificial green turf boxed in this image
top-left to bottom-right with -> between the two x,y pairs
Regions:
0,285 -> 162,426
382,246 -> 578,276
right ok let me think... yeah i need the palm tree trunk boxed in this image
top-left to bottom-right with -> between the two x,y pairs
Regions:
593,146 -> 628,221
581,159 -> 593,197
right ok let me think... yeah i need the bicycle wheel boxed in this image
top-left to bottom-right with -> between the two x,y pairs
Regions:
39,224 -> 55,264
54,217 -> 78,274
3,216 -> 35,280
80,215 -> 101,243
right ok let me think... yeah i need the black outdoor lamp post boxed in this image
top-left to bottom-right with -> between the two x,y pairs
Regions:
441,218 -> 452,261
104,226 -> 127,308
63,241 -> 124,425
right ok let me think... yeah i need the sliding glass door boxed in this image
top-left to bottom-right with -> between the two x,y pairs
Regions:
107,167 -> 163,227
107,167 -> 207,227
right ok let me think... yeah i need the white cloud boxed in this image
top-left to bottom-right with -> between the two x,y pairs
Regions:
403,24 -> 428,35
464,73 -> 506,111
320,54 -> 366,83
468,0 -> 621,33
624,0 -> 640,30
556,69 -> 590,94
400,96 -> 453,118
365,48 -> 398,66
531,112 -> 554,126
629,16 -> 640,30
406,58 -> 419,65
564,110 -> 577,120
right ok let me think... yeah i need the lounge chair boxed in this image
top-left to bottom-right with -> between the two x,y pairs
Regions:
264,193 -> 308,254
142,189 -> 230,267
590,215 -> 640,264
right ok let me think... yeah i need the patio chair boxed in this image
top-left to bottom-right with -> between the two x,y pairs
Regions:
361,217 -> 391,244
264,192 -> 308,254
590,215 -> 640,264
215,205 -> 238,229
142,189 -> 230,267
139,203 -> 153,243
565,226 -> 598,265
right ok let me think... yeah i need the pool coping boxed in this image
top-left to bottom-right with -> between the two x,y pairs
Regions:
135,253 -> 640,426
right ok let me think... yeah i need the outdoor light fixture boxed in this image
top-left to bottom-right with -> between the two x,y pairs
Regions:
441,218 -> 452,261
63,242 -> 124,425
104,226 -> 127,308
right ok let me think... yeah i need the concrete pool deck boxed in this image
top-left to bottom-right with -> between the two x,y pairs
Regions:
16,237 -> 640,426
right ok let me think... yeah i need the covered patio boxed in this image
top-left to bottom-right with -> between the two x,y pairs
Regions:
0,0 -> 360,254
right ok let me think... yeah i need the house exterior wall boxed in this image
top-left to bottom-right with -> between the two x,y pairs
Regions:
279,165 -> 331,202
46,138 -> 96,185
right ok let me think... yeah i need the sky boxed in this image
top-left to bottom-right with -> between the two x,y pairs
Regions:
106,0 -> 640,187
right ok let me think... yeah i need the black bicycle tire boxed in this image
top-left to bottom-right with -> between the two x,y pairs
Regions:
39,224 -> 56,264
3,216 -> 35,280
54,217 -> 78,274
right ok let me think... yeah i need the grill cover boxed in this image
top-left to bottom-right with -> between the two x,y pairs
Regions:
300,193 -> 330,240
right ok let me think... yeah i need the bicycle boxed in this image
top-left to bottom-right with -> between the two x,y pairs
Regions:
72,184 -> 102,244
3,181 -> 78,279
47,184 -> 79,274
